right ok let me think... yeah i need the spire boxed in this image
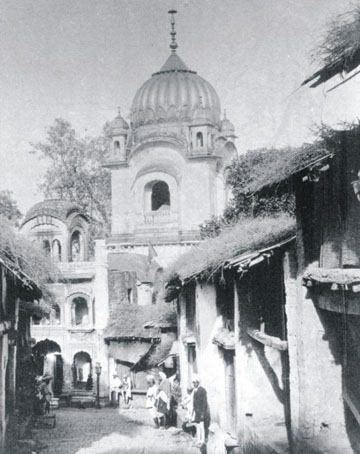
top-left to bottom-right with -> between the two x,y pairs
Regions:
168,9 -> 178,53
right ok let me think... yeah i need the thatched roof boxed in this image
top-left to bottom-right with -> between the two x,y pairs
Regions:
236,143 -> 331,195
0,217 -> 58,296
166,214 -> 296,282
23,199 -> 87,225
131,333 -> 174,372
104,303 -> 174,341
143,305 -> 177,330
303,6 -> 360,89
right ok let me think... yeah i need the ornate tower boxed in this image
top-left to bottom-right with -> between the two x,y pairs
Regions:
104,10 -> 237,265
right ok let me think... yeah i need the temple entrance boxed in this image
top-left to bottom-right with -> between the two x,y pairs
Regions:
72,351 -> 93,390
32,339 -> 63,397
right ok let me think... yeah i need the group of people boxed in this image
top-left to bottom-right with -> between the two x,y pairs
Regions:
146,372 -> 210,448
111,373 -> 133,407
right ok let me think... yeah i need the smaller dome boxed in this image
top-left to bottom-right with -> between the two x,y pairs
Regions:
23,199 -> 86,225
110,109 -> 129,136
221,111 -> 236,137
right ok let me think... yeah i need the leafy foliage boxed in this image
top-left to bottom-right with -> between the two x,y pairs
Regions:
0,190 -> 22,226
30,119 -> 111,249
0,216 -> 59,296
200,148 -> 295,239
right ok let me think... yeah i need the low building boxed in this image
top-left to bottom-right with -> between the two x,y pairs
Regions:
0,253 -> 45,451
165,214 -> 296,453
236,127 -> 360,453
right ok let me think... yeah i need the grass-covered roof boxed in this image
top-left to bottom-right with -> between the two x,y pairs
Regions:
235,143 -> 330,195
104,302 -> 175,341
166,214 -> 296,282
233,124 -> 360,195
303,5 -> 360,88
132,333 -> 174,372
0,216 -> 59,296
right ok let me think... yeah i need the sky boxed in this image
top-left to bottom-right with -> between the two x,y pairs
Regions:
1,0 -> 360,214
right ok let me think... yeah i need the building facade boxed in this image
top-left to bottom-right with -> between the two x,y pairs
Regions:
20,200 -> 109,402
100,13 -> 238,388
21,12 -> 238,399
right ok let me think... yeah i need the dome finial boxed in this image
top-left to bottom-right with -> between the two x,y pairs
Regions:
168,9 -> 178,53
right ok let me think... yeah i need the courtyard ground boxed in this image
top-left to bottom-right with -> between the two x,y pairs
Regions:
30,407 -> 199,454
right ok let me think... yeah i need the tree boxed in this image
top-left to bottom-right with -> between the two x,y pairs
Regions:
0,190 -> 22,226
200,148 -> 295,239
30,119 -> 111,248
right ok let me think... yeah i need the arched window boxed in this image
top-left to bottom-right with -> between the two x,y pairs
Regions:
72,297 -> 89,326
42,239 -> 51,255
151,181 -> 170,211
52,240 -> 62,262
53,304 -> 61,325
196,132 -> 204,148
114,140 -> 120,151
70,231 -> 82,262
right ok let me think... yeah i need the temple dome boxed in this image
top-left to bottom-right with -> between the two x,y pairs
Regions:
130,53 -> 221,128
221,111 -> 236,137
110,110 -> 129,135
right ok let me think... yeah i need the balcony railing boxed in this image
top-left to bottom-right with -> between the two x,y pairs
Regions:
143,210 -> 179,225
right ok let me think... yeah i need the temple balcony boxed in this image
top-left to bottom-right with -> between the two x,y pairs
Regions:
143,210 -> 179,226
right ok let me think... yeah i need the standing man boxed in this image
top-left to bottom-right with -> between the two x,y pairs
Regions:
156,371 -> 171,428
111,374 -> 122,406
192,375 -> 210,446
123,373 -> 132,406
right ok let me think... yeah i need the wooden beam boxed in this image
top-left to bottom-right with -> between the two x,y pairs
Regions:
247,327 -> 288,351
343,386 -> 360,427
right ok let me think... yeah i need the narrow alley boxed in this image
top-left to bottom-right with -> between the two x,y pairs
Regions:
29,407 -> 198,454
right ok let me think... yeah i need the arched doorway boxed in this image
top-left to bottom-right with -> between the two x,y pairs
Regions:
32,339 -> 63,397
72,351 -> 93,390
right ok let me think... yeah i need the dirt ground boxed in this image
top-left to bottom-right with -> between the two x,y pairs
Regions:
30,407 -> 199,454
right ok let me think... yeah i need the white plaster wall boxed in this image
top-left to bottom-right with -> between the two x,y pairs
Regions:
94,240 -> 109,329
111,143 -> 218,237
181,160 -> 217,231
195,284 -> 228,429
111,169 -> 133,235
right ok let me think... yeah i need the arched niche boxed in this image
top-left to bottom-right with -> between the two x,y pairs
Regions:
196,131 -> 204,148
71,296 -> 90,326
69,230 -> 85,262
42,239 -> 51,256
52,239 -> 62,262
